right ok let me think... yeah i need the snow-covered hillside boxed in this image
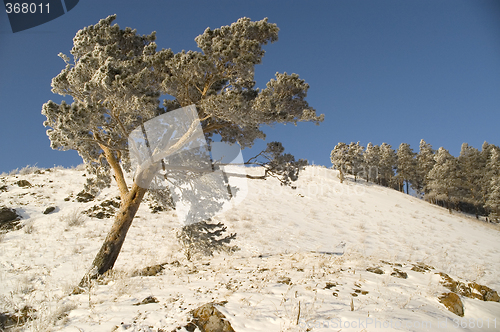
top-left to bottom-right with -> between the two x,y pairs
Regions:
1,166 -> 499,331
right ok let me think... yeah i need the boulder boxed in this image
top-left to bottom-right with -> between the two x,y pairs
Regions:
133,296 -> 159,306
0,207 -> 22,231
190,303 -> 235,332
84,198 -> 121,219
43,206 -> 56,214
366,267 -> 384,274
173,303 -> 235,332
278,276 -> 292,285
391,268 -> 408,279
132,264 -> 166,277
438,292 -> 464,317
15,180 -> 32,188
411,262 -> 433,273
75,191 -> 94,203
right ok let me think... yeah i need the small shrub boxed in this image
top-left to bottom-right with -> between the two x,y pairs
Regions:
23,221 -> 36,234
177,220 -> 238,260
72,164 -> 86,171
60,209 -> 85,227
18,165 -> 41,175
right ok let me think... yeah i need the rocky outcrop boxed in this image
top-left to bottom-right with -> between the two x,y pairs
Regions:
436,272 -> 500,316
438,272 -> 500,302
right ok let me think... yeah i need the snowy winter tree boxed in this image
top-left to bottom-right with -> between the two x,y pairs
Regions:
396,143 -> 416,194
378,143 -> 396,187
479,143 -> 499,208
347,142 -> 364,182
484,147 -> 500,220
486,174 -> 500,221
458,143 -> 484,217
426,147 -> 464,212
330,142 -> 349,183
363,143 -> 380,182
42,15 -> 323,287
413,139 -> 435,198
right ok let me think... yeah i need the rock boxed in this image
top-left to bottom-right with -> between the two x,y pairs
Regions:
75,191 -> 94,203
278,276 -> 292,285
84,198 -> 121,219
0,207 -> 22,231
438,292 -> 464,317
324,282 -> 339,289
438,272 -> 458,292
0,312 -> 14,331
411,262 -> 433,273
190,303 -> 235,332
353,289 -> 369,295
132,264 -> 166,277
0,185 -> 7,192
0,306 -> 36,330
15,180 -> 32,188
469,282 -> 500,302
133,296 -> 159,306
438,273 -> 500,302
101,199 -> 120,208
391,268 -> 408,279
94,211 -> 110,219
150,205 -> 166,213
43,206 -> 56,214
366,267 -> 384,274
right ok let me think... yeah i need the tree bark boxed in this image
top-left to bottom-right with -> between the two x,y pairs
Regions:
338,169 -> 344,183
100,144 -> 129,201
76,183 -> 147,291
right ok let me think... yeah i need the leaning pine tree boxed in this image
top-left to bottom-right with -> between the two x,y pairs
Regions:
42,15 -> 323,288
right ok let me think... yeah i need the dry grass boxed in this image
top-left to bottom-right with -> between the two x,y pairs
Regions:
60,209 -> 86,228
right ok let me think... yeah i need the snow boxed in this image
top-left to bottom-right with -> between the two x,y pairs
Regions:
1,165 -> 499,331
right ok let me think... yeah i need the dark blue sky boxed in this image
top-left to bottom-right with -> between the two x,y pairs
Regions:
1,0 -> 499,173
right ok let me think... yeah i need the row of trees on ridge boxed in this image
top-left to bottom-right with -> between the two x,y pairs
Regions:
331,140 -> 500,221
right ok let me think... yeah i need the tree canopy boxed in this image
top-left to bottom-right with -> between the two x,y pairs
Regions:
43,15 -> 323,194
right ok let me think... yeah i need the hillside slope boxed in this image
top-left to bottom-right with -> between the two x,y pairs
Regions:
0,166 -> 499,331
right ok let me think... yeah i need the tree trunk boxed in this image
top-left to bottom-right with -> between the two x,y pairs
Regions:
76,183 -> 147,291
